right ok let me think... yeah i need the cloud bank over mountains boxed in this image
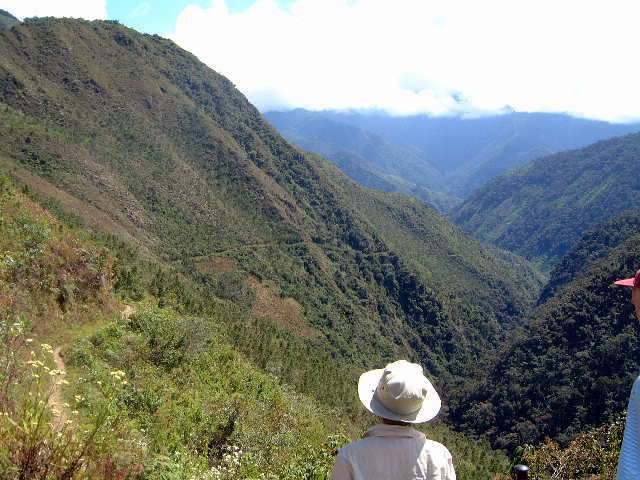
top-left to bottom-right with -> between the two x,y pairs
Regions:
170,0 -> 640,121
2,0 -> 639,122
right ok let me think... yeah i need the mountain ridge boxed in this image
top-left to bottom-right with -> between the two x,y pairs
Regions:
264,110 -> 460,213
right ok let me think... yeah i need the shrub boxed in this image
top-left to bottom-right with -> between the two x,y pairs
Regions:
521,416 -> 624,480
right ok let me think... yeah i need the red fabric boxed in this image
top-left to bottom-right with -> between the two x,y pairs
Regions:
614,270 -> 640,287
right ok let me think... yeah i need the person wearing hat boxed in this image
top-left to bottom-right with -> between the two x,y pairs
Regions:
614,270 -> 640,480
333,359 -> 456,480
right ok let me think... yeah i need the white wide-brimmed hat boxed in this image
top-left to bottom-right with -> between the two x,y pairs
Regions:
358,360 -> 441,423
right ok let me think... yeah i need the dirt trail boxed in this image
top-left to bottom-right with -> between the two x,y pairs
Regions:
48,305 -> 135,427
49,346 -> 68,426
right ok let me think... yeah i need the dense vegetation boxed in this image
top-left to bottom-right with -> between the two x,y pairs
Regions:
520,414 -> 624,480
266,109 -> 640,197
452,133 -> 640,269
0,173 -> 513,479
0,172 -> 132,478
451,213 -> 640,451
0,17 -> 542,398
539,210 -> 640,304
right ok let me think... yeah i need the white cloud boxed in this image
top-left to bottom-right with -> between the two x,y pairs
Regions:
0,0 -> 108,21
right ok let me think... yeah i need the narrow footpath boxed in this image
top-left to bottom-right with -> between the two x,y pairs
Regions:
48,305 -> 135,427
49,346 -> 68,426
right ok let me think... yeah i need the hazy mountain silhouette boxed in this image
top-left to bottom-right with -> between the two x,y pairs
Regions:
267,109 -> 640,198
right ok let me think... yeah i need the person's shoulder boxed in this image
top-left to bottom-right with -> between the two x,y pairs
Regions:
337,436 -> 374,456
422,439 -> 453,458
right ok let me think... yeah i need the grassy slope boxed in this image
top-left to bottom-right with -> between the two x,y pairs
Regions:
0,173 -> 342,478
0,18 -> 541,388
452,133 -> 640,269
0,174 -> 511,479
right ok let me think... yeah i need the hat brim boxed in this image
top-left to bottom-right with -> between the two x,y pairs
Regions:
614,278 -> 636,287
358,369 -> 441,424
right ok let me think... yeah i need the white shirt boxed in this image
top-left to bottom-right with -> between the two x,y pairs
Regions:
617,376 -> 640,479
332,424 -> 456,480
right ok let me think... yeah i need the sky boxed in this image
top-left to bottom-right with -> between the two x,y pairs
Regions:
2,0 -> 640,122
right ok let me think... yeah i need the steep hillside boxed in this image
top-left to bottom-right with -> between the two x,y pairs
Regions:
264,110 -> 461,212
452,133 -> 640,269
0,193 -> 339,476
452,218 -> 640,450
0,17 -> 540,391
0,9 -> 18,30
268,109 -> 640,197
313,155 -> 546,375
0,175 -> 512,479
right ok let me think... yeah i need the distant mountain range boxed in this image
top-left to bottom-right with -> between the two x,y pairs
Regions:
452,132 -> 640,269
265,109 -> 640,206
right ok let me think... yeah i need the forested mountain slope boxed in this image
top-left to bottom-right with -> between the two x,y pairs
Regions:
539,210 -> 640,303
452,133 -> 640,269
0,18 -> 540,391
314,157 -> 545,373
453,214 -> 640,450
267,109 -> 640,197
265,109 -> 444,190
